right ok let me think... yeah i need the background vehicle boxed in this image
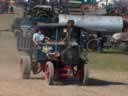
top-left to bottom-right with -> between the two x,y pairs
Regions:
12,4 -> 56,37
98,0 -> 114,8
107,0 -> 128,18
24,5 -> 54,23
60,0 -> 97,15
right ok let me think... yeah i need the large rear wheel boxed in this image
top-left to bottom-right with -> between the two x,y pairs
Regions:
45,61 -> 54,85
20,56 -> 31,79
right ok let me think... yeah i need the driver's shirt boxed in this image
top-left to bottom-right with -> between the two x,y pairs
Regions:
33,33 -> 45,42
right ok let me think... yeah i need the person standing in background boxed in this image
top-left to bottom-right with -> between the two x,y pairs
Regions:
10,5 -> 14,14
96,33 -> 106,53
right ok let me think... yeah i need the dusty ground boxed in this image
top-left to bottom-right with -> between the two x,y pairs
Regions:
0,8 -> 127,96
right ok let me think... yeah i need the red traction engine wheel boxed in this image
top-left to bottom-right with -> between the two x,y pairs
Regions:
45,61 -> 54,85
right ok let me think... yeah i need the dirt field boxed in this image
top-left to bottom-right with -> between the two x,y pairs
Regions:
0,8 -> 127,96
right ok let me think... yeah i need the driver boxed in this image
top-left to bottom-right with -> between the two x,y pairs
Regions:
66,20 -> 80,44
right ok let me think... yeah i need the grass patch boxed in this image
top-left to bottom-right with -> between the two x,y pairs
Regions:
87,50 -> 128,72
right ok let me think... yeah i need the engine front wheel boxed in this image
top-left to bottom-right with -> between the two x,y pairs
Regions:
78,64 -> 89,85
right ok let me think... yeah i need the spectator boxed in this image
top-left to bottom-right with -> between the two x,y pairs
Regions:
96,33 -> 105,53
10,6 -> 14,14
